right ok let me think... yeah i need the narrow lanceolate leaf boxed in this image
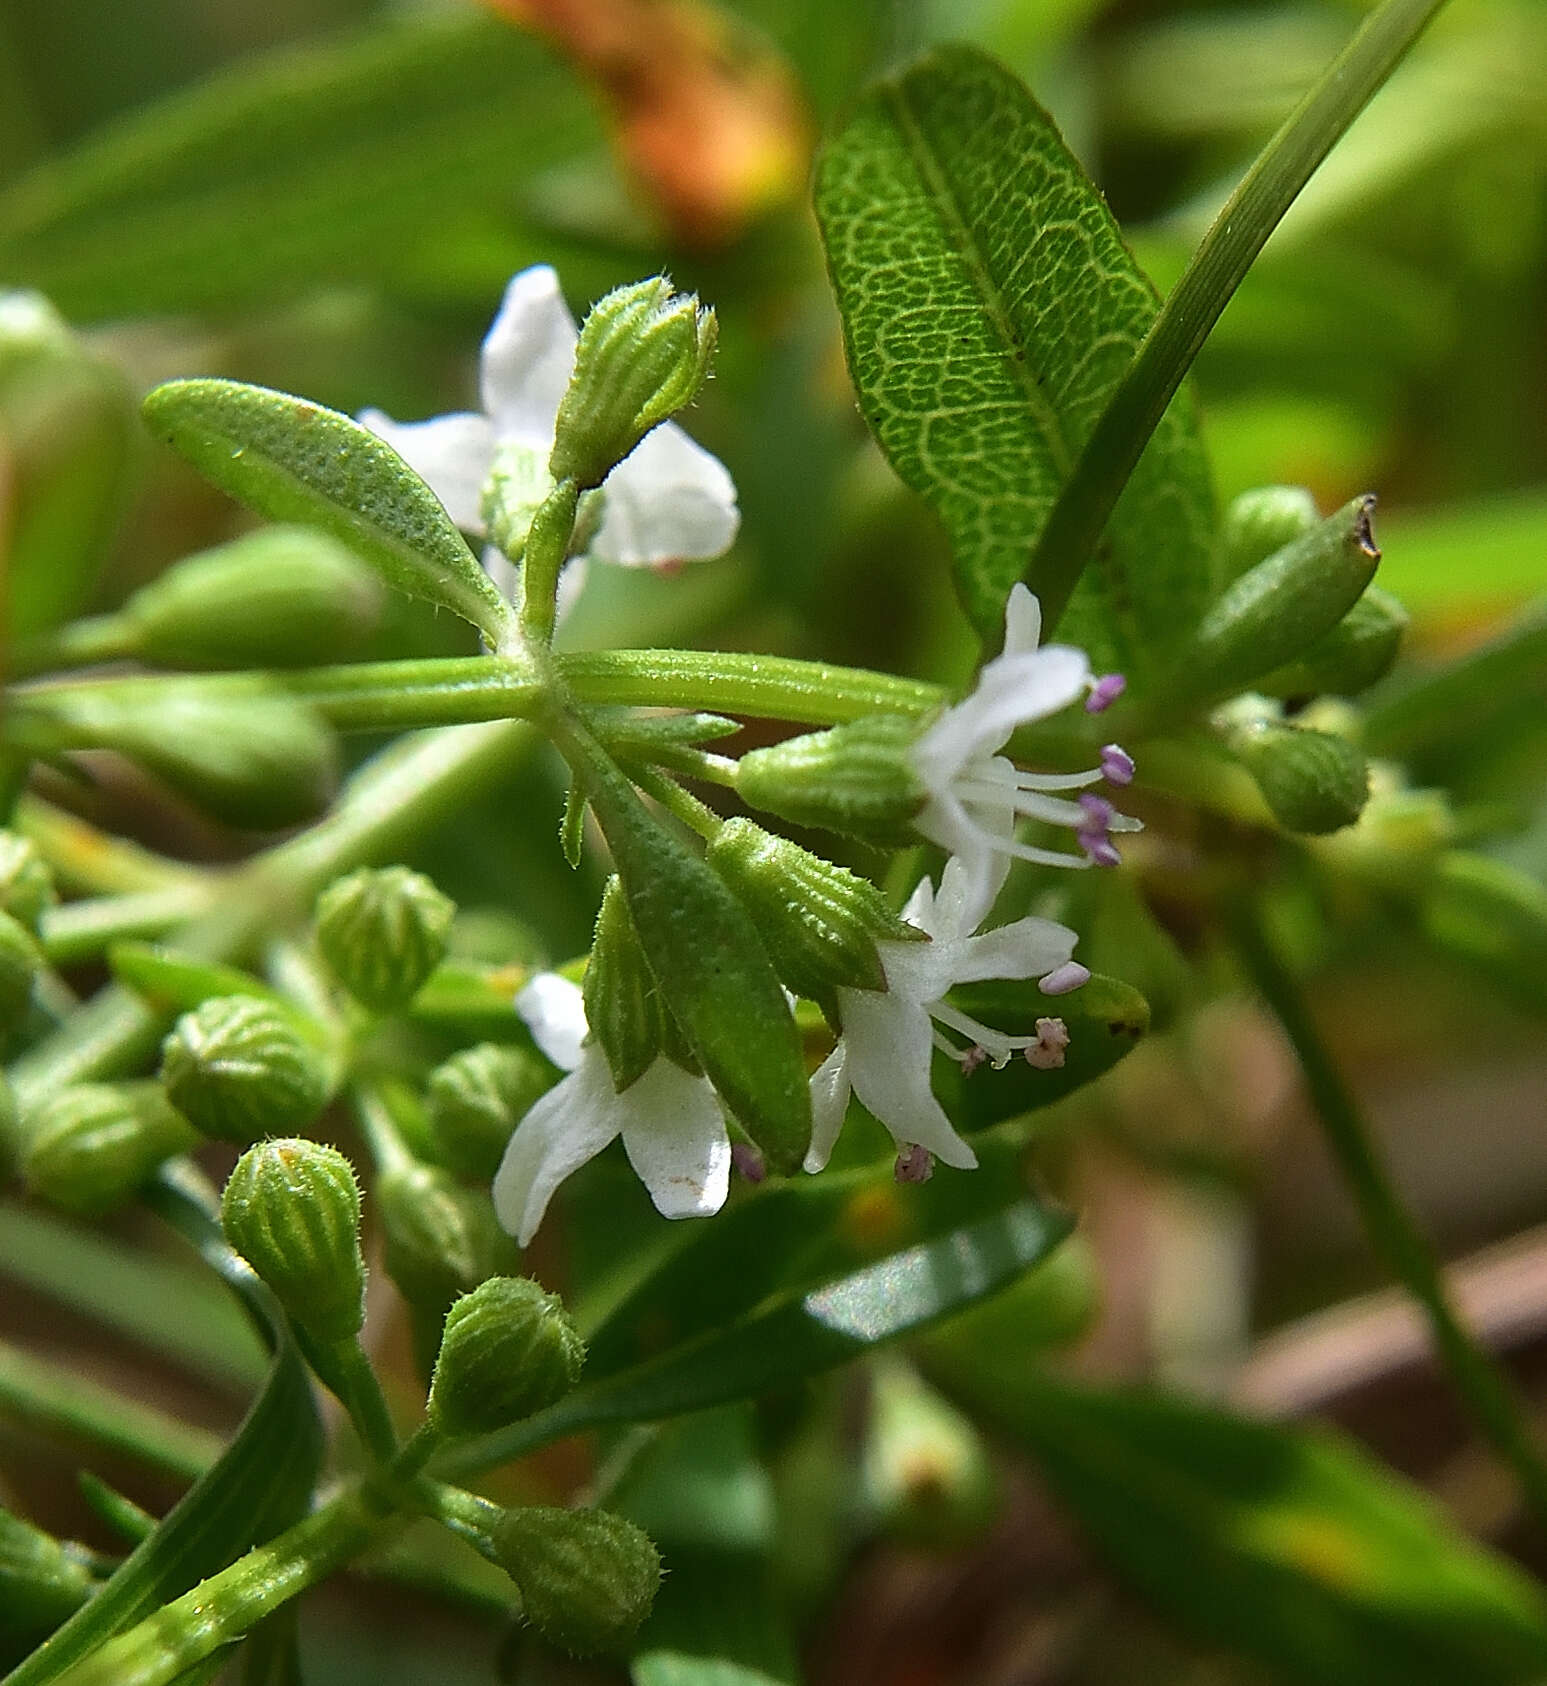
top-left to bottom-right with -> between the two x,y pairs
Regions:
815,45 -> 1215,672
141,380 -> 511,644
930,1368 -> 1547,1686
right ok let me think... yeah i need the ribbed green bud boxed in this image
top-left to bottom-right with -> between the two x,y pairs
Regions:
1228,718 -> 1369,835
708,818 -> 923,1012
0,911 -> 40,1032
20,1082 -> 196,1218
0,833 -> 56,934
491,1506 -> 660,1656
583,876 -> 694,1091
34,686 -> 338,830
220,1139 -> 365,1342
122,528 -> 385,670
377,1160 -> 511,1312
315,866 -> 456,1013
1218,484 -> 1319,580
1183,495 -> 1381,700
735,714 -> 924,844
549,278 -> 717,489
0,1508 -> 95,1660
861,1358 -> 997,1550
160,995 -> 330,1142
426,1042 -> 552,1181
1258,586 -> 1408,700
426,1275 -> 586,1436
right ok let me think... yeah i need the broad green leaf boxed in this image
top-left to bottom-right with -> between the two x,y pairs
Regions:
931,1366 -> 1547,1686
441,1187 -> 1072,1477
814,44 -> 1215,668
3,1173 -> 321,1686
141,379 -> 511,644
0,12 -> 599,319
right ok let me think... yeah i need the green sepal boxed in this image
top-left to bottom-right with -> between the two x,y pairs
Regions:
557,720 -> 811,1173
141,378 -> 512,644
585,877 -> 672,1091
734,713 -> 924,845
120,527 -> 386,670
1179,495 -> 1381,701
19,1081 -> 196,1218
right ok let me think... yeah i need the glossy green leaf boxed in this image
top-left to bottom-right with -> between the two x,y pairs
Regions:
141,379 -> 511,644
814,44 -> 1215,668
441,1180 -> 1072,1477
932,1367 -> 1547,1686
3,1173 -> 321,1686
0,12 -> 598,319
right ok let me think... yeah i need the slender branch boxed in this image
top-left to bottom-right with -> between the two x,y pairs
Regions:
1230,898 -> 1547,1534
1029,0 -> 1452,630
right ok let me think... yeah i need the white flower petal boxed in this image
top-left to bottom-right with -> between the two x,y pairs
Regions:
840,988 -> 977,1170
591,421 -> 740,566
479,265 -> 579,445
953,913 -> 1079,984
515,972 -> 588,1071
617,1059 -> 731,1219
359,409 -> 495,533
805,1042 -> 852,1173
492,1049 -> 622,1245
1001,584 -> 1042,658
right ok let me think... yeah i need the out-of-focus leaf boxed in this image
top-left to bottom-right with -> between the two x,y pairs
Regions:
813,44 -> 1215,667
931,1366 -> 1547,1686
141,380 -> 511,644
1418,851 -> 1547,1016
3,1172 -> 321,1686
0,12 -> 600,319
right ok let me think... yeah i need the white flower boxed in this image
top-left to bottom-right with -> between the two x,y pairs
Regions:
494,972 -> 730,1246
361,265 -> 739,579
805,854 -> 1088,1176
910,584 -> 1140,929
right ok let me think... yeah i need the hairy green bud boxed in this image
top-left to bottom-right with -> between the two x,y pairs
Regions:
583,876 -> 694,1092
377,1160 -> 510,1312
0,833 -> 56,934
492,1506 -> 660,1656
1227,717 -> 1369,835
426,1043 -> 552,1181
708,818 -> 923,1011
122,528 -> 385,670
550,278 -> 717,489
0,911 -> 40,1032
1256,586 -> 1408,700
0,1508 -> 95,1658
220,1139 -> 365,1342
427,1276 -> 585,1436
1182,495 -> 1381,701
21,1082 -> 196,1218
735,714 -> 923,844
1218,484 -> 1319,580
315,866 -> 456,1014
160,995 -> 330,1142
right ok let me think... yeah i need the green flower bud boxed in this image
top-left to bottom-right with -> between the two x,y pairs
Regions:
160,995 -> 330,1142
491,1506 -> 660,1656
861,1358 -> 997,1550
0,1508 -> 95,1659
1227,717 -> 1369,835
426,1042 -> 552,1181
0,833 -> 56,934
1183,495 -> 1381,701
583,876 -> 694,1092
220,1139 -> 365,1342
29,686 -> 338,831
708,818 -> 924,1011
550,278 -> 717,489
426,1276 -> 585,1436
122,528 -> 385,670
735,714 -> 924,844
1257,586 -> 1408,700
315,866 -> 456,1014
1218,484 -> 1319,580
0,911 -> 40,1032
377,1160 -> 511,1312
20,1082 -> 196,1218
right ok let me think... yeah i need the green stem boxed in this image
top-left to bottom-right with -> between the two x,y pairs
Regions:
40,885 -> 217,965
1231,898 -> 1547,1534
326,1338 -> 400,1466
1028,0 -> 1451,630
15,797 -> 207,895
